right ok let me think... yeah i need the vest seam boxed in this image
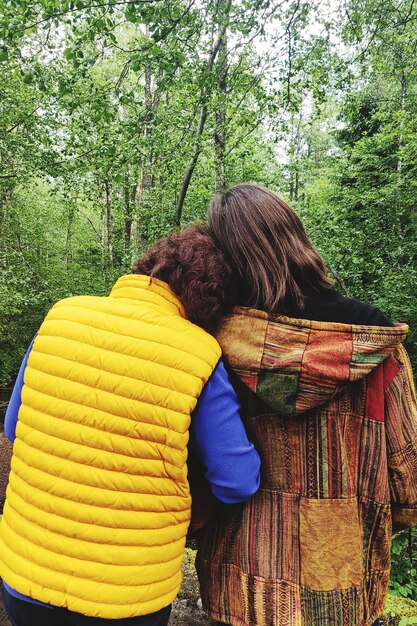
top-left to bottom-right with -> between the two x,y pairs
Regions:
31,342 -> 201,397
9,471 -> 191,514
7,491 -> 188,549
0,549 -> 182,598
44,311 -> 219,365
77,289 -> 219,355
6,490 -> 189,532
56,294 -> 182,324
110,296 -> 179,316
111,275 -> 184,314
16,432 -> 187,486
23,380 -> 190,427
25,367 -> 191,418
3,505 -> 186,558
19,408 -> 185,455
22,386 -> 188,444
12,449 -> 189,499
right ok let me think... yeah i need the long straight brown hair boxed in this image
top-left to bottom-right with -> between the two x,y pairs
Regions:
208,183 -> 332,313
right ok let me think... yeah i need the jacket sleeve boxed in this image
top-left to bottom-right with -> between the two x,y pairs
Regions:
190,359 -> 260,503
385,344 -> 417,532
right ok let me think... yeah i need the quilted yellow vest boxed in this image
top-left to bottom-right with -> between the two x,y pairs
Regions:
0,275 -> 221,619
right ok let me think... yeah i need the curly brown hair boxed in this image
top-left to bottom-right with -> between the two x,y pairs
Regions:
132,224 -> 238,333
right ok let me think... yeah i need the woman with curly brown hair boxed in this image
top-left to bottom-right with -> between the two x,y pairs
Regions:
0,224 -> 260,626
196,184 -> 417,626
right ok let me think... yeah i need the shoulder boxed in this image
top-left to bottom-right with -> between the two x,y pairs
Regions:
303,289 -> 394,327
329,291 -> 393,327
48,295 -> 104,312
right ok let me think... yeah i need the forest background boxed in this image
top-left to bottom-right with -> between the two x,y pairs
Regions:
0,0 -> 417,618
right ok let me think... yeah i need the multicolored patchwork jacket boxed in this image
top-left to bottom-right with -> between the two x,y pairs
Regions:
196,308 -> 417,626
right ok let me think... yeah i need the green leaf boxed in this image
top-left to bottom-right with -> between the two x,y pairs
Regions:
399,618 -> 417,626
64,47 -> 74,60
125,7 -> 138,23
22,72 -> 34,84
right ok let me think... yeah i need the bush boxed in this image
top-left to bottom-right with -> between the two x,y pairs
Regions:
383,594 -> 417,625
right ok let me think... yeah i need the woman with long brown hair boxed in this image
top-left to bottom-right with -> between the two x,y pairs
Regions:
196,184 -> 417,626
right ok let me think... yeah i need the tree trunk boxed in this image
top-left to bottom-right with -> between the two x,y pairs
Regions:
100,182 -> 106,279
397,69 -> 407,244
105,178 -> 113,267
214,0 -> 230,193
135,42 -> 156,247
0,189 -> 11,267
288,111 -> 302,203
64,205 -> 74,272
397,71 -> 407,179
124,174 -> 133,255
176,13 -> 229,224
176,106 -> 208,225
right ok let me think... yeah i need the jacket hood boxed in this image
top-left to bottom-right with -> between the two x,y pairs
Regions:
216,307 -> 408,417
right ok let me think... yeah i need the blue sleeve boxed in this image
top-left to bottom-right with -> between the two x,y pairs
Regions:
190,360 -> 260,504
4,340 -> 34,442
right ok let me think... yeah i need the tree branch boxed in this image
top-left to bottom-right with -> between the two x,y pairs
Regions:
9,1 -> 164,36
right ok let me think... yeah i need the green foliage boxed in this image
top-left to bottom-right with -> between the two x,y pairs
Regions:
1,0 -> 299,383
384,594 -> 417,625
390,530 -> 417,601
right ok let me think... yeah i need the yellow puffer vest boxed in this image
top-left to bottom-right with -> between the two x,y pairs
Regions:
0,275 -> 221,619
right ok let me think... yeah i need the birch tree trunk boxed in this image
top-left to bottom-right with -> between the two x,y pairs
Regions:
397,70 -> 407,180
100,180 -> 106,280
124,174 -> 133,255
214,0 -> 230,193
64,205 -> 74,272
105,178 -> 113,267
135,32 -> 159,248
396,70 -> 407,245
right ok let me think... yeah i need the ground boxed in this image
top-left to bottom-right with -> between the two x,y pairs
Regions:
0,599 -> 9,626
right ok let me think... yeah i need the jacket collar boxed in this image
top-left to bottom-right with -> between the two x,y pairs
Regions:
109,274 -> 185,317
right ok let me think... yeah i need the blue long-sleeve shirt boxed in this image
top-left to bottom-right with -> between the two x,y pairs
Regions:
4,339 -> 34,442
3,345 -> 260,608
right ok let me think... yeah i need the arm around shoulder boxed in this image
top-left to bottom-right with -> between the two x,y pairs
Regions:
190,360 -> 261,504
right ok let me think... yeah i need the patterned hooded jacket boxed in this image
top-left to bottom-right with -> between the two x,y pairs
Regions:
196,308 -> 417,626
